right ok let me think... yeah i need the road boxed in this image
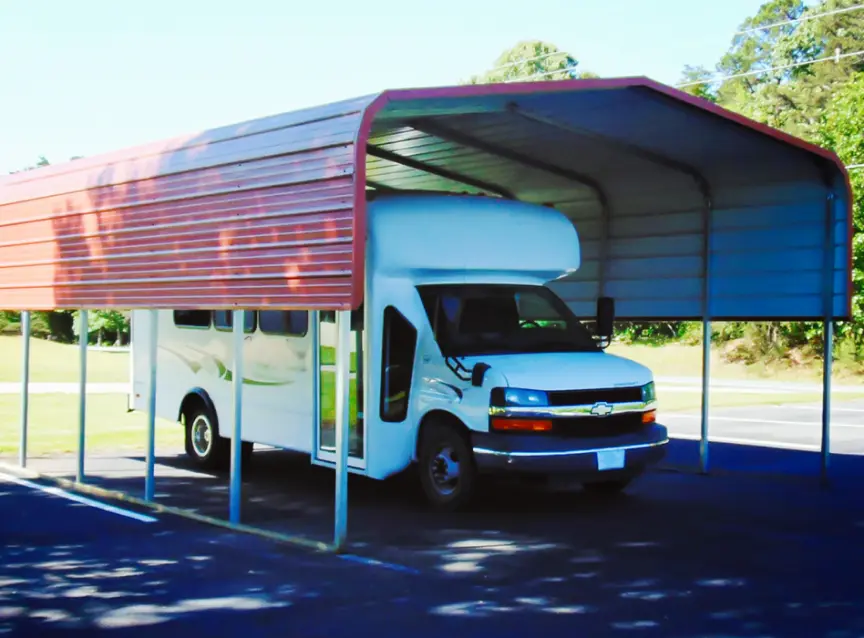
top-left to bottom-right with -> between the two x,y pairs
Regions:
0,472 -> 459,637
661,399 -> 864,454
4,441 -> 864,636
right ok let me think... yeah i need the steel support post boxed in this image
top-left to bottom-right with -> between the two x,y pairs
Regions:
144,310 -> 158,501
76,310 -> 88,483
333,309 -> 351,551
19,311 -> 31,468
229,310 -> 245,524
699,320 -> 711,473
820,320 -> 833,486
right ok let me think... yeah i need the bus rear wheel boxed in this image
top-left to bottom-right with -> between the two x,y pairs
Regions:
418,420 -> 477,511
184,408 -> 228,470
183,406 -> 252,471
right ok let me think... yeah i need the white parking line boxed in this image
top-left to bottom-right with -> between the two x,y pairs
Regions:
0,472 -> 157,523
775,404 -> 864,413
662,414 -> 864,429
668,432 -> 820,452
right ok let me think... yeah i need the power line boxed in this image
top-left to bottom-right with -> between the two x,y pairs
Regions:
674,48 -> 864,88
473,50 -> 576,80
502,48 -> 864,87
734,2 -> 864,36
486,51 -> 563,73
477,4 -> 864,83
503,65 -> 580,83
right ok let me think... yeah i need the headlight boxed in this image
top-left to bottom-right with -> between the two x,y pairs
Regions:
641,381 -> 657,403
500,388 -> 549,407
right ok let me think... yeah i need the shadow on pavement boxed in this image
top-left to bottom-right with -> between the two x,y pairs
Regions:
4,439 -> 864,635
665,437 -> 864,480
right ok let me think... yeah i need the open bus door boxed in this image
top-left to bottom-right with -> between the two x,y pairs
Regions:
313,308 -> 366,471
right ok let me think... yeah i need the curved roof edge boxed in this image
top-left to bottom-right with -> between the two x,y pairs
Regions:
367,76 -> 849,176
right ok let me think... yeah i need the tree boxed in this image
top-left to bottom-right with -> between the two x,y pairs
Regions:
818,72 -> 864,343
466,40 -> 595,84
711,0 -> 807,109
673,0 -> 864,362
72,310 -> 131,346
677,65 -> 720,102
705,0 -> 864,139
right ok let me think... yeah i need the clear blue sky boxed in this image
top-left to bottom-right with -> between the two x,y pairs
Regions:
0,0 -> 769,174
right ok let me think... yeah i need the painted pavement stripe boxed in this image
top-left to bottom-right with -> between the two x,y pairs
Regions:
0,471 -> 157,523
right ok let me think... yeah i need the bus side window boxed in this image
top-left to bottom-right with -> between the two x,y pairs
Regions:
213,310 -> 256,333
173,310 -> 211,329
380,306 -> 417,423
259,310 -> 308,337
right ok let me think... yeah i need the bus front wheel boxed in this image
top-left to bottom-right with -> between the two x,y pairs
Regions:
418,420 -> 477,511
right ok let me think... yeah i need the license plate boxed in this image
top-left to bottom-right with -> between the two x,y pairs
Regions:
596,449 -> 625,471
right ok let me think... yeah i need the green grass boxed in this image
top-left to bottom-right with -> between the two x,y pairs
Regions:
0,394 -> 182,456
319,370 -> 358,425
0,380 -> 358,456
0,335 -> 129,383
319,346 -> 358,372
608,342 -> 862,384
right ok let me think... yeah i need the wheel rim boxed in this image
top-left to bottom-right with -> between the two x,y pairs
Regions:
428,445 -> 461,497
191,415 -> 213,458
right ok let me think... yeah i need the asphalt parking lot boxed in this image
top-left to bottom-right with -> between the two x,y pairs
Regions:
3,400 -> 864,636
0,472 -> 461,637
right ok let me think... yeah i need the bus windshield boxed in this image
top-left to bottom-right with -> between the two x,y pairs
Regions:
417,284 -> 600,357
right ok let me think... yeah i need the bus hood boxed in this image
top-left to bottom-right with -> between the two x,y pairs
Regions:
462,352 -> 653,392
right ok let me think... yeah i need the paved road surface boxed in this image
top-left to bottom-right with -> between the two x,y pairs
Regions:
0,472 -> 456,637
661,400 -> 864,454
3,445 -> 864,637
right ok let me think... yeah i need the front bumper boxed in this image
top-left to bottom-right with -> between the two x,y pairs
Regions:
471,423 -> 668,477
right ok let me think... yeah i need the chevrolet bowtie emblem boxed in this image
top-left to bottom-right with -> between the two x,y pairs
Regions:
590,402 -> 613,417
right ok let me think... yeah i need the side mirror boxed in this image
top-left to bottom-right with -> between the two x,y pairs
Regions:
596,296 -> 615,345
471,362 -> 491,387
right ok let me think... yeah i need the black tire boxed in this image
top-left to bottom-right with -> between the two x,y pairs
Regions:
582,477 -> 633,495
241,440 -> 254,468
183,404 -> 229,470
418,420 -> 477,511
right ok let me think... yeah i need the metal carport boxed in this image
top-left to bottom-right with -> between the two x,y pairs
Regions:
0,77 -> 853,551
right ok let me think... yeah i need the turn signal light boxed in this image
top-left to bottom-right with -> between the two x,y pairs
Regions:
642,410 -> 657,424
491,418 -> 553,432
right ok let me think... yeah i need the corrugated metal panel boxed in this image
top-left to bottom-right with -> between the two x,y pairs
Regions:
0,96 -> 373,310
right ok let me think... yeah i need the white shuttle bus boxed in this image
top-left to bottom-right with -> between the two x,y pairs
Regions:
131,193 -> 667,509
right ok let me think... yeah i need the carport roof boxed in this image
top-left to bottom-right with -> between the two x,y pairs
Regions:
0,77 -> 853,318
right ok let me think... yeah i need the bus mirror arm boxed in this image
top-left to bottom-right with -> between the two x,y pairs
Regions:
471,362 -> 492,387
596,296 -> 615,349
